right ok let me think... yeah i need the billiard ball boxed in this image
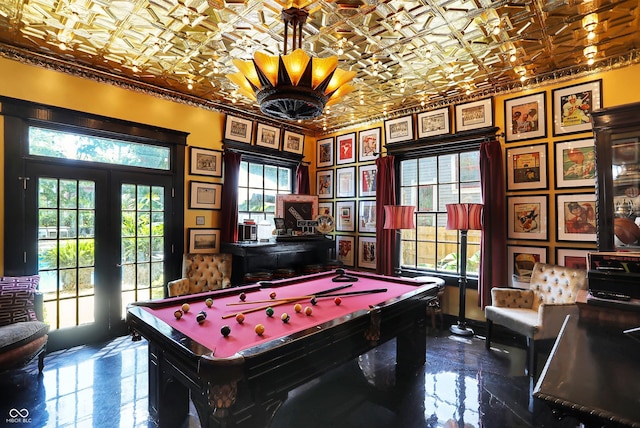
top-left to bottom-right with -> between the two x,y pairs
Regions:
269,291 -> 277,300
174,310 -> 183,320
334,297 -> 342,306
294,303 -> 302,313
181,303 -> 190,313
255,324 -> 265,336
196,312 -> 206,324
281,313 -> 290,323
304,306 -> 313,316
310,297 -> 317,305
221,325 -> 231,337
265,307 -> 274,317
239,292 -> 246,301
205,298 -> 213,308
235,313 -> 245,324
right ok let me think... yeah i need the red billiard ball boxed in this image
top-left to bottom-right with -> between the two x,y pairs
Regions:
304,306 -> 313,316
269,291 -> 277,300
235,313 -> 245,324
239,292 -> 246,301
334,297 -> 342,306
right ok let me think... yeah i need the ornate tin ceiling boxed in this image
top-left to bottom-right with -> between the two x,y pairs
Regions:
0,0 -> 639,134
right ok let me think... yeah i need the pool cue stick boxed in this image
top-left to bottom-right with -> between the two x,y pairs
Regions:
312,288 -> 387,299
227,284 -> 354,306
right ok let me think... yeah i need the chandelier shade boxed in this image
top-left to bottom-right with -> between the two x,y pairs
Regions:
226,7 -> 356,121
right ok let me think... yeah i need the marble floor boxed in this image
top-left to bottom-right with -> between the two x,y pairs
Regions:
1,328 -> 580,428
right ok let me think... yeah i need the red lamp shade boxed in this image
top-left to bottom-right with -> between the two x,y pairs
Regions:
383,205 -> 416,230
446,203 -> 483,231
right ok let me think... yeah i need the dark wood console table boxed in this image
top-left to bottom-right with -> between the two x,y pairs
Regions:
221,238 -> 335,285
533,315 -> 640,427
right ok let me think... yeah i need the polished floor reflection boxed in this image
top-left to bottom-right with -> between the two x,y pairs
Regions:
1,329 -> 580,427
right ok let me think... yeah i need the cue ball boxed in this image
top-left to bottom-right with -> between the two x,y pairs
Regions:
239,292 -> 246,301
310,297 -> 317,305
174,310 -> 183,319
334,297 -> 342,306
294,303 -> 302,313
205,298 -> 213,307
235,313 -> 245,324
304,306 -> 313,316
255,324 -> 265,336
281,313 -> 290,323
181,303 -> 190,313
265,307 -> 274,317
221,325 -> 231,337
269,292 -> 277,299
196,312 -> 206,324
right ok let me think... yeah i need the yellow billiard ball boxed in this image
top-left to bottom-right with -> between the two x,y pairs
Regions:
181,303 -> 190,313
254,324 -> 265,336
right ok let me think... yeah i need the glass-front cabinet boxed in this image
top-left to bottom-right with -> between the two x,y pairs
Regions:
592,102 -> 640,251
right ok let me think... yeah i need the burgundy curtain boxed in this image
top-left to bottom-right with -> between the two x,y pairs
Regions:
375,155 -> 396,276
296,163 -> 310,194
479,139 -> 507,308
220,151 -> 242,243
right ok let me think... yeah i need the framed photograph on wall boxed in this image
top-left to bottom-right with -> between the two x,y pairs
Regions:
358,200 -> 376,233
507,245 -> 548,288
187,228 -> 221,254
189,181 -> 222,210
556,248 -> 590,270
255,123 -> 281,150
506,144 -> 548,191
507,195 -> 548,240
189,147 -> 222,178
316,170 -> 334,199
417,107 -> 450,138
336,201 -> 355,232
455,97 -> 493,132
358,127 -> 381,162
336,166 -> 356,198
283,130 -> 305,154
384,115 -> 414,144
224,115 -> 253,144
318,202 -> 333,217
358,164 -> 377,197
504,92 -> 546,142
358,236 -> 377,270
336,132 -> 356,165
317,137 -> 334,168
556,193 -> 597,242
555,138 -> 596,188
336,235 -> 355,267
552,79 -> 602,136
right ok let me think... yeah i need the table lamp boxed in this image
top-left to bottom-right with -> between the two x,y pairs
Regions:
446,203 -> 483,336
383,205 -> 416,275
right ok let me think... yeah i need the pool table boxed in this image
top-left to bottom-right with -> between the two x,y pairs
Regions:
126,269 -> 440,428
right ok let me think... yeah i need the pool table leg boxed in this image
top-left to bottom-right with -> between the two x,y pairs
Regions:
395,313 -> 427,377
147,342 -> 190,428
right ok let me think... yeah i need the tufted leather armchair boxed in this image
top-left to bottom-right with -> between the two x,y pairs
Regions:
167,253 -> 233,297
485,262 -> 587,376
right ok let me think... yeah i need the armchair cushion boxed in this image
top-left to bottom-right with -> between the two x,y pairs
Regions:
168,253 -> 232,297
0,276 -> 40,326
490,288 -> 535,309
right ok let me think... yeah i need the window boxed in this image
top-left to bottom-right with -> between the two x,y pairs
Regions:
399,150 -> 482,276
237,160 -> 293,228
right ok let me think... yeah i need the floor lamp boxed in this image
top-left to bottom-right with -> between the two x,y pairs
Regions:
383,205 -> 416,275
446,203 -> 483,337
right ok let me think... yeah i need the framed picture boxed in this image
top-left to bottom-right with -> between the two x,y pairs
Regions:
556,248 -> 590,269
255,123 -> 281,150
336,235 -> 355,267
316,170 -> 334,199
336,166 -> 356,198
187,228 -> 221,254
318,202 -> 333,217
556,193 -> 597,242
507,195 -> 548,240
504,92 -> 546,142
417,107 -> 450,138
552,79 -> 602,136
283,130 -> 305,155
276,194 -> 318,232
358,200 -> 376,233
273,218 -> 286,233
358,127 -> 381,162
189,181 -> 222,210
189,147 -> 222,178
336,201 -> 355,232
317,137 -> 334,168
455,98 -> 493,132
336,132 -> 356,165
506,144 -> 548,191
224,115 -> 253,144
555,139 -> 596,188
507,245 -> 548,288
384,115 -> 414,144
358,236 -> 377,270
358,164 -> 377,197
